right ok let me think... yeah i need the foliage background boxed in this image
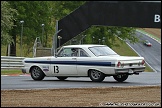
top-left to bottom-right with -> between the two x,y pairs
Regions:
1,1 -> 140,57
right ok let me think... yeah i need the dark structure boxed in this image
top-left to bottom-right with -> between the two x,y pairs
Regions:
58,1 -> 161,47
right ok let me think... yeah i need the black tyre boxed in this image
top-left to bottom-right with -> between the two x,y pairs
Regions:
30,66 -> 45,81
113,74 -> 128,82
57,77 -> 68,81
89,70 -> 105,82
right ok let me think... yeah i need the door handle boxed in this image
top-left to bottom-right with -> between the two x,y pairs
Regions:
72,58 -> 77,60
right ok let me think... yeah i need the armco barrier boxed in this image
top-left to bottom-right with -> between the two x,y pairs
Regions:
1,56 -> 25,70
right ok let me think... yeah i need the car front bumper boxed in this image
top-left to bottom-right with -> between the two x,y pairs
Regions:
22,67 -> 27,73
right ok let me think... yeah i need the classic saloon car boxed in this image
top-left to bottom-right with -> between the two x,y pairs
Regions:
143,40 -> 152,47
22,44 -> 145,82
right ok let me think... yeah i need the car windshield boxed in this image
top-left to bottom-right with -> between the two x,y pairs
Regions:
89,46 -> 118,56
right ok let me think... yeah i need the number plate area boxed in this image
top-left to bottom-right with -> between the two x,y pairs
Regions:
128,69 -> 133,73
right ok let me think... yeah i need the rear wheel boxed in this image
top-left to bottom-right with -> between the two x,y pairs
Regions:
113,74 -> 128,82
57,77 -> 68,81
89,70 -> 105,82
30,66 -> 45,81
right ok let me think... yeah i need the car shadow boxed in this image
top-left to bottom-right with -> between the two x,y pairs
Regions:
25,79 -> 133,84
24,76 -> 147,85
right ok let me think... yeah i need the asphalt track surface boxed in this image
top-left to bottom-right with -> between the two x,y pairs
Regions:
1,31 -> 161,90
127,31 -> 161,73
1,72 -> 161,90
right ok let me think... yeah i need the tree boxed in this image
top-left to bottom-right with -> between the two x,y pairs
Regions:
1,1 -> 17,45
6,1 -> 139,57
8,1 -> 55,56
52,1 -> 86,20
84,26 -> 138,48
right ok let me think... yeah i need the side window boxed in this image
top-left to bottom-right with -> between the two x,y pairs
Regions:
57,48 -> 72,57
71,48 -> 79,57
57,48 -> 64,57
79,49 -> 88,57
57,48 -> 88,57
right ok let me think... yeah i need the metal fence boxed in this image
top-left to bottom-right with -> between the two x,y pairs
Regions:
1,56 -> 25,70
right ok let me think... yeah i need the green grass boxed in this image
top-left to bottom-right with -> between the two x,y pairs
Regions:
1,69 -> 23,75
112,40 -> 138,56
137,29 -> 161,43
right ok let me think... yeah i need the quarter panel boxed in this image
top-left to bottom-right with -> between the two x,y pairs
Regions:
76,57 -> 116,75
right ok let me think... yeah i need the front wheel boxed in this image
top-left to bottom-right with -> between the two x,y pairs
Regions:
57,77 -> 68,81
113,74 -> 128,82
30,66 -> 45,81
89,70 -> 105,82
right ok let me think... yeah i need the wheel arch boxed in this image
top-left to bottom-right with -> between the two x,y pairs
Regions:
29,65 -> 45,76
87,68 -> 104,76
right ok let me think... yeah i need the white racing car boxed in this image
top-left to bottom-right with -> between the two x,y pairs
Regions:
22,44 -> 145,82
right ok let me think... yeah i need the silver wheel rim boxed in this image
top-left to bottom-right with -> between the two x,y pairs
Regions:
117,75 -> 122,78
91,70 -> 101,79
32,67 -> 41,78
116,74 -> 125,78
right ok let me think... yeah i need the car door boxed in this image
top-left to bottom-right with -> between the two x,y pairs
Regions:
50,48 -> 78,76
76,48 -> 91,76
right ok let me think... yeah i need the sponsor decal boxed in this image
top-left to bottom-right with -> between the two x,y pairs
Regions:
42,66 -> 49,72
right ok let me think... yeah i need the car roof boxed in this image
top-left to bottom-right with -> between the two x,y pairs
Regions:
63,44 -> 106,48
